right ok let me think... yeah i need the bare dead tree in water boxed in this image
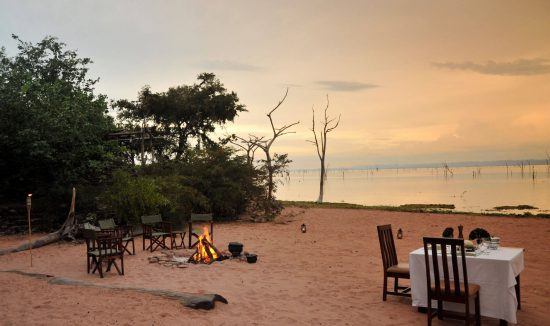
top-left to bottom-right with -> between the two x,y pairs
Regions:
442,162 -> 454,179
307,95 -> 341,203
519,161 -> 525,178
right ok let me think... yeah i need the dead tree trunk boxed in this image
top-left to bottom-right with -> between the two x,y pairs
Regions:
308,95 -> 340,203
1,270 -> 228,310
318,158 -> 326,202
0,188 -> 78,256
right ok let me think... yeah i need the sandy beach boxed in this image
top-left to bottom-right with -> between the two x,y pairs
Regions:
1,207 -> 549,325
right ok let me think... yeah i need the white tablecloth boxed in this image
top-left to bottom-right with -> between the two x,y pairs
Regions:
409,247 -> 524,324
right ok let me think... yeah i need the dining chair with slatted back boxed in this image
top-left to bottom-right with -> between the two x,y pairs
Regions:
377,224 -> 411,301
98,218 -> 136,255
423,237 -> 481,326
82,228 -> 98,274
95,234 -> 124,278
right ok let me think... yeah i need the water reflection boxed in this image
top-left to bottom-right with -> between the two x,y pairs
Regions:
277,165 -> 550,214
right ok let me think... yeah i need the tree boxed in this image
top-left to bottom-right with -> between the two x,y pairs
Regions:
239,89 -> 299,218
308,95 -> 340,203
134,145 -> 264,220
115,74 -> 246,161
227,135 -> 259,166
0,35 -> 121,205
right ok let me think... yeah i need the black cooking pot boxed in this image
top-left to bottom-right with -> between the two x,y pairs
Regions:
246,253 -> 257,263
228,242 -> 243,257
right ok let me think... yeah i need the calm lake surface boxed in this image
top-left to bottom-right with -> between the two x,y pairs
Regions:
278,165 -> 550,214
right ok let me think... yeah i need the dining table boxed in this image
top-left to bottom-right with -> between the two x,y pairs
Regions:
409,246 -> 524,324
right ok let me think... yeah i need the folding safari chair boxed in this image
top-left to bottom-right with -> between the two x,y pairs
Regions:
162,211 -> 186,249
141,214 -> 172,252
188,213 -> 214,248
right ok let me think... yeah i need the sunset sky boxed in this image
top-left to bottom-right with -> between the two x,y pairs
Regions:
2,0 -> 550,168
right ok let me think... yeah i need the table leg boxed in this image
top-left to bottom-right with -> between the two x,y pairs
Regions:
499,319 -> 508,326
515,274 -> 521,310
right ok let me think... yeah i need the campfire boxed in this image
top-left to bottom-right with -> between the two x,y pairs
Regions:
189,226 -> 222,264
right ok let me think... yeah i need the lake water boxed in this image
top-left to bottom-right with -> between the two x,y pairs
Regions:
277,165 -> 550,214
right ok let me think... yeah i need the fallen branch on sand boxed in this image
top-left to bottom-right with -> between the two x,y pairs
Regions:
0,188 -> 79,257
1,269 -> 228,310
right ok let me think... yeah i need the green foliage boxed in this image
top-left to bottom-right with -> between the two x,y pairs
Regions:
253,153 -> 291,220
0,34 -> 286,227
101,170 -> 169,225
100,146 -> 263,223
154,175 -> 211,217
115,73 -> 246,160
397,203 -> 455,210
186,146 -> 260,219
0,35 -> 122,208
493,205 -> 537,211
141,146 -> 263,220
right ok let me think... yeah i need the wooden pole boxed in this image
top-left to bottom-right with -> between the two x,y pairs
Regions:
26,194 -> 33,267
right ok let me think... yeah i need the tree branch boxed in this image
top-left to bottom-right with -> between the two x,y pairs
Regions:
310,106 -> 322,160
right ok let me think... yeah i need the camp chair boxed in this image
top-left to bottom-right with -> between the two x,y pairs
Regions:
83,229 -> 124,278
98,218 -> 135,255
141,214 -> 172,252
188,213 -> 214,248
377,224 -> 411,301
162,212 -> 186,249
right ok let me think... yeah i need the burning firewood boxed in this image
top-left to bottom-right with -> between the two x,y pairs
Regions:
188,227 -> 224,264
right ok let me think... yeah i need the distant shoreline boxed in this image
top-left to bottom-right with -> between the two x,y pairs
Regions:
281,200 -> 550,219
290,159 -> 549,172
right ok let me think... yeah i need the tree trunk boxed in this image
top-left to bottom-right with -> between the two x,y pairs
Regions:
1,270 -> 228,310
317,159 -> 325,203
266,152 -> 273,202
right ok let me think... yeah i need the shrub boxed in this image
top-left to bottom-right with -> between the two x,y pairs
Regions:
101,170 -> 169,225
155,175 -> 210,217
140,146 -> 264,221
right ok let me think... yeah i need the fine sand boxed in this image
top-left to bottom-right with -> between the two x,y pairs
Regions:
1,207 -> 549,325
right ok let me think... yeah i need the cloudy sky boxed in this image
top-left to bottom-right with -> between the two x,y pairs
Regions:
2,0 -> 550,168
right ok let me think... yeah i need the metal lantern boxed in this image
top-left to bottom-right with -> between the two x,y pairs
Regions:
300,223 -> 307,233
397,228 -> 403,239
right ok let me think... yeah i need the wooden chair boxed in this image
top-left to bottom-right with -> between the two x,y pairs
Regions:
98,218 -> 135,255
83,228 -> 100,274
423,237 -> 481,326
141,214 -> 172,252
83,229 -> 124,278
94,234 -> 124,278
377,224 -> 411,301
188,213 -> 214,248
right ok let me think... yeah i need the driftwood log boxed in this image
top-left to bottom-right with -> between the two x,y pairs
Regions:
1,270 -> 228,310
0,188 -> 79,256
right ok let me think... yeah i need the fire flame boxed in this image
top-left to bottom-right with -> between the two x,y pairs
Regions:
193,226 -> 218,264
